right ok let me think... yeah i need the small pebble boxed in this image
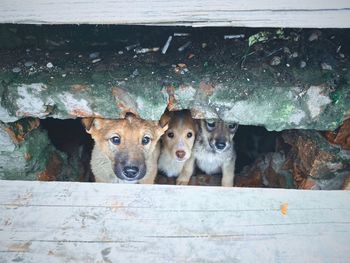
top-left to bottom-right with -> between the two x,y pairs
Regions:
283,47 -> 291,54
286,63 -> 290,67
300,61 -> 307,68
89,52 -> 100,59
62,74 -> 67,78
46,62 -> 53,68
339,53 -> 345,58
202,43 -> 207,48
118,51 -> 124,55
132,69 -> 139,77
24,61 -> 34,67
308,30 -> 322,42
291,52 -> 298,58
12,67 -> 21,73
270,56 -> 281,66
321,62 -> 333,70
91,58 -> 101,64
188,53 -> 195,59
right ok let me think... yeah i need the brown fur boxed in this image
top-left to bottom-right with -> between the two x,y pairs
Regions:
82,113 -> 168,184
158,110 -> 197,184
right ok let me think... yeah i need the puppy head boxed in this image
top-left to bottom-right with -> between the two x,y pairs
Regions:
199,119 -> 238,153
82,113 -> 168,181
161,110 -> 196,162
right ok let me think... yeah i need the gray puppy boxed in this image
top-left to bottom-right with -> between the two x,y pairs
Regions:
193,120 -> 238,187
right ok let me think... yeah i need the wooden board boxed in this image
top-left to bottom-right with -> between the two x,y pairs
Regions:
0,180 -> 349,262
1,0 -> 350,28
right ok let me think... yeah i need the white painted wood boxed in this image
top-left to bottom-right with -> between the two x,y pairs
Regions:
0,180 -> 349,262
0,0 -> 350,28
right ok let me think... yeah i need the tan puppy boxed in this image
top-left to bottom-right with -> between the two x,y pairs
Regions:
193,120 -> 238,187
82,113 -> 168,184
158,110 -> 197,184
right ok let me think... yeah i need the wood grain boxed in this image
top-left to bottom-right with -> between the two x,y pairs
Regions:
0,0 -> 350,28
0,180 -> 349,262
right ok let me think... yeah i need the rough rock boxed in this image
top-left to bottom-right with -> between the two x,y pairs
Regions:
0,118 -> 80,181
236,152 -> 294,188
238,129 -> 350,190
324,119 -> 350,150
282,130 -> 350,189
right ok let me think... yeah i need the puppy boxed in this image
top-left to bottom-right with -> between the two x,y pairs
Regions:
193,120 -> 238,187
82,113 -> 168,184
157,110 -> 197,184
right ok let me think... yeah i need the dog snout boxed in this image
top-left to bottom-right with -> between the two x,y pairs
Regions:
215,139 -> 226,150
176,150 -> 186,159
122,166 -> 140,179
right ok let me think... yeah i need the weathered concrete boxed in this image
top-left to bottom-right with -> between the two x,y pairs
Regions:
1,66 -> 349,131
0,26 -> 349,131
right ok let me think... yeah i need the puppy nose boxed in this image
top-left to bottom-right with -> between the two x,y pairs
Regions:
122,166 -> 139,179
176,150 -> 186,159
215,140 -> 226,150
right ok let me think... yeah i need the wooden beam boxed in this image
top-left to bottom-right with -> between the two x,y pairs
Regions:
0,0 -> 350,28
0,180 -> 349,262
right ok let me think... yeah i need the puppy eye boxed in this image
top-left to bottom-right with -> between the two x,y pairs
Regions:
110,136 -> 121,145
228,123 -> 238,130
187,132 -> 193,138
206,121 -> 215,129
142,136 -> 151,145
167,132 -> 174,138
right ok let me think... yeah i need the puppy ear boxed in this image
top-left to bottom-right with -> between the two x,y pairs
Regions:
230,123 -> 239,135
81,118 -> 95,133
81,118 -> 102,134
159,111 -> 171,132
194,119 -> 200,133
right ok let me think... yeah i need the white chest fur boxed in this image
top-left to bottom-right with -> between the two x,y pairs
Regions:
193,142 -> 234,175
158,151 -> 185,177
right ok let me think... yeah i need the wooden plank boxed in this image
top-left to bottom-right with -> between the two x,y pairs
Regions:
0,180 -> 350,262
0,0 -> 350,28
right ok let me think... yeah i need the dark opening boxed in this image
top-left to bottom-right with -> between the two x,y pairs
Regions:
40,118 -> 94,182
1,24 -> 349,189
40,118 -> 282,186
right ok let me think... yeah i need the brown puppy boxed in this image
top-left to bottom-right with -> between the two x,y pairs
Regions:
193,120 -> 238,187
158,110 -> 197,184
82,113 -> 168,184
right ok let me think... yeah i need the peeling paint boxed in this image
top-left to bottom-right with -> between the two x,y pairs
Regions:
174,85 -> 196,108
0,106 -> 18,122
16,84 -> 52,118
58,92 -> 93,117
289,109 -> 306,125
306,86 -> 331,119
223,101 -> 269,125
